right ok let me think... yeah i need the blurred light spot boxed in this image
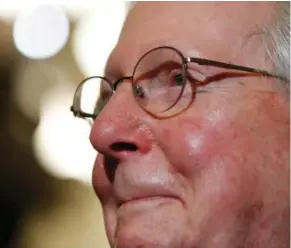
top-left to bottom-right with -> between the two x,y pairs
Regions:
72,2 -> 127,76
0,0 -> 95,21
33,84 -> 96,184
13,4 -> 70,59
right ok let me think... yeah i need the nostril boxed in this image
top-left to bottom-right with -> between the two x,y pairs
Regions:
110,142 -> 138,152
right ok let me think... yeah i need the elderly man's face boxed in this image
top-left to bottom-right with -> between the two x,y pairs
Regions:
90,2 -> 289,248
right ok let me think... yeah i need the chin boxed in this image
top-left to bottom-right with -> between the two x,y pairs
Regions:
108,199 -> 194,248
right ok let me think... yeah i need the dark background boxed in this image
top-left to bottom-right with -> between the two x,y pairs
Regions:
0,13 -> 109,248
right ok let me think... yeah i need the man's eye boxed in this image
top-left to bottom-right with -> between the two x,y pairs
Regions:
173,73 -> 184,86
169,70 -> 185,87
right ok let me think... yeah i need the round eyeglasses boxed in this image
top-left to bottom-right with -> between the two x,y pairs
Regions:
70,46 -> 285,123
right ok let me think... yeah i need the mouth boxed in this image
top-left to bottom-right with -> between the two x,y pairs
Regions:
113,165 -> 185,211
118,195 -> 182,209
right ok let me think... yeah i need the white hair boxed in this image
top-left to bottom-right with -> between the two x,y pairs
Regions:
262,2 -> 290,89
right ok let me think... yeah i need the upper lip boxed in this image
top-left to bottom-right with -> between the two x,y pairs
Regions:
112,164 -> 183,207
116,188 -> 181,207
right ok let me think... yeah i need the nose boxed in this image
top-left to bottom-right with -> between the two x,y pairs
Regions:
90,83 -> 154,180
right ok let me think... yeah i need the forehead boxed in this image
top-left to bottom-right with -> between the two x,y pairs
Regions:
106,2 -> 275,75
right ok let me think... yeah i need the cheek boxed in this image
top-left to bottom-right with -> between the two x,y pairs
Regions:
157,108 -> 260,210
158,109 -> 245,176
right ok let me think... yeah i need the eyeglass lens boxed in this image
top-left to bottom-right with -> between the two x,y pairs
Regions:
77,76 -> 113,118
132,47 -> 194,116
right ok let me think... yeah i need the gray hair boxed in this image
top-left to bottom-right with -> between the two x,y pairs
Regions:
261,1 -> 290,90
126,2 -> 290,88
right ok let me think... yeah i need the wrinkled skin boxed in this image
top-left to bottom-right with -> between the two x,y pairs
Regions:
90,2 -> 290,248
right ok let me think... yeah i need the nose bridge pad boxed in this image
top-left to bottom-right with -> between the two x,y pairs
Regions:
113,76 -> 133,91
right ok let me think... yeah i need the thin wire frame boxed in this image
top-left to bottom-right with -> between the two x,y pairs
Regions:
131,46 -> 188,114
70,46 -> 287,120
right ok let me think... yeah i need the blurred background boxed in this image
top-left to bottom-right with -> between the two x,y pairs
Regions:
0,1 -> 130,247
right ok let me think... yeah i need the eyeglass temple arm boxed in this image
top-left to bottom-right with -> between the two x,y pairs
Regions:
186,57 -> 287,81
